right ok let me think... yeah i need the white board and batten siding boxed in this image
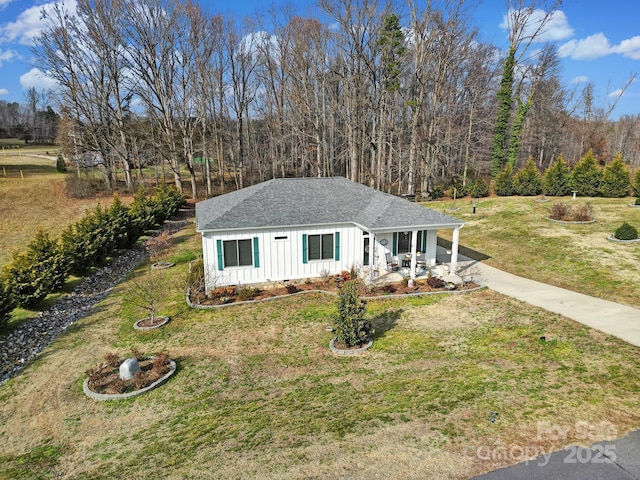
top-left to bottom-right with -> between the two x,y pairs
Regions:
201,224 -> 368,290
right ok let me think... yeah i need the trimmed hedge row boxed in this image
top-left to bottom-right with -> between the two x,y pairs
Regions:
0,184 -> 185,326
495,150 -> 633,198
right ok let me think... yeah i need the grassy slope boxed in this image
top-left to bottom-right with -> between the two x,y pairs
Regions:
430,196 -> 640,307
0,148 -> 103,266
1,225 -> 640,479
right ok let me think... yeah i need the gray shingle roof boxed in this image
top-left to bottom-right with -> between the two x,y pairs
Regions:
196,177 -> 463,232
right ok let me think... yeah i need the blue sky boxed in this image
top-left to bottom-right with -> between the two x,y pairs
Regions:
0,0 -> 638,119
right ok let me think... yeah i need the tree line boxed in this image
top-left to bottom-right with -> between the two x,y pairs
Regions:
33,0 -> 640,198
0,88 -> 59,144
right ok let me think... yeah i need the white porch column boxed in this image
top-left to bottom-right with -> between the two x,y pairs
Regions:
369,233 -> 376,281
450,226 -> 461,275
409,229 -> 418,285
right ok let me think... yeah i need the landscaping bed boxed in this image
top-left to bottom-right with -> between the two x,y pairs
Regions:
192,275 -> 480,307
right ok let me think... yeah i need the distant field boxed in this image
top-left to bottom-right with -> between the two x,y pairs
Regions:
0,146 -> 112,266
429,195 -> 640,308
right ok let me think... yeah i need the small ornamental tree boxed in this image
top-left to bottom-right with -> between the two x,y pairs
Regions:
599,153 -> 630,198
128,269 -> 167,322
543,155 -> 571,196
493,164 -> 515,196
614,222 -> 638,240
146,231 -> 173,264
570,150 -> 601,196
513,158 -> 543,196
332,280 -> 372,348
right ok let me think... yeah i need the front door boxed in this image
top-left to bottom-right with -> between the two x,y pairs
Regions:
363,237 -> 370,266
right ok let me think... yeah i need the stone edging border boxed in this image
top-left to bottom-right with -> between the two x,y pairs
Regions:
629,203 -> 640,207
545,216 -> 596,224
329,337 -> 373,355
606,235 -> 640,244
83,358 -> 177,401
185,284 -> 486,310
133,316 -> 170,331
152,262 -> 175,270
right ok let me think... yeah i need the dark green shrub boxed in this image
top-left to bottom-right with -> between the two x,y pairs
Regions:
614,222 -> 638,240
430,185 -> 445,200
570,150 -> 601,196
0,276 -> 16,328
152,183 -> 185,219
56,154 -> 67,173
634,169 -> 640,196
468,177 -> 489,198
543,155 -> 571,196
4,228 -> 69,308
635,197 -> 640,206
494,164 -> 515,196
129,187 -> 156,233
332,279 -> 372,348
513,158 -> 543,196
599,154 -> 630,197
108,194 -> 133,249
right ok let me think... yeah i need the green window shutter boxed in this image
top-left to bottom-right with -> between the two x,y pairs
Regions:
302,234 -> 308,264
421,230 -> 427,251
334,232 -> 340,261
253,237 -> 260,268
392,232 -> 398,255
216,239 -> 224,271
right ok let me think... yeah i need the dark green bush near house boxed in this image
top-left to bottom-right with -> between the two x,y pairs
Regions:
333,279 -> 372,348
570,150 -> 601,197
513,158 -> 543,196
599,154 -> 630,198
429,185 -> 445,200
614,222 -> 638,240
109,194 -> 133,249
129,187 -> 156,234
468,177 -> 489,198
635,197 -> 640,206
543,155 -> 571,196
0,277 -> 16,328
494,164 -> 515,196
55,154 -> 67,173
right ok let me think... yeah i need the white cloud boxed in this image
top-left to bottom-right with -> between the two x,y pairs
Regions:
0,48 -> 19,66
608,88 -> 624,98
0,0 -> 77,46
558,33 -> 612,60
0,0 -> 13,10
500,9 -> 574,43
0,88 -> 8,95
572,75 -> 589,84
612,36 -> 640,60
19,67 -> 58,91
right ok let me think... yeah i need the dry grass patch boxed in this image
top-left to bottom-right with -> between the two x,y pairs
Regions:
2,258 -> 640,480
430,196 -> 640,307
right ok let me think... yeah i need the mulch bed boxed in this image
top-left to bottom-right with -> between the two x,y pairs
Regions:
85,355 -> 171,395
194,278 -> 480,307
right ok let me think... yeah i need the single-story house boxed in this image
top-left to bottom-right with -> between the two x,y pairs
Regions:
195,177 -> 464,291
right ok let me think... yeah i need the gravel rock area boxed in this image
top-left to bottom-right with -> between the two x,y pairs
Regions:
0,246 -> 148,386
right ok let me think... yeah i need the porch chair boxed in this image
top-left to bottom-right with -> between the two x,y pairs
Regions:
386,252 -> 399,271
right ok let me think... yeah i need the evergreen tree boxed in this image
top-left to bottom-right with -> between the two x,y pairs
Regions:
468,177 -> 489,198
543,154 -> 571,196
332,280 -> 372,348
377,13 -> 405,93
5,228 -> 68,308
0,276 -> 16,328
490,46 -> 516,177
507,98 -> 531,169
513,158 -> 543,196
494,164 -> 515,196
634,169 -> 640,196
570,150 -> 602,197
599,153 -> 630,197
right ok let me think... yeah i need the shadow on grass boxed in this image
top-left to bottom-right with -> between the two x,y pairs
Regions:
437,237 -> 491,262
371,308 -> 403,342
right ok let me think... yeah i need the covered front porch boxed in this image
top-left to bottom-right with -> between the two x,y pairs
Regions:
364,225 -> 463,286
